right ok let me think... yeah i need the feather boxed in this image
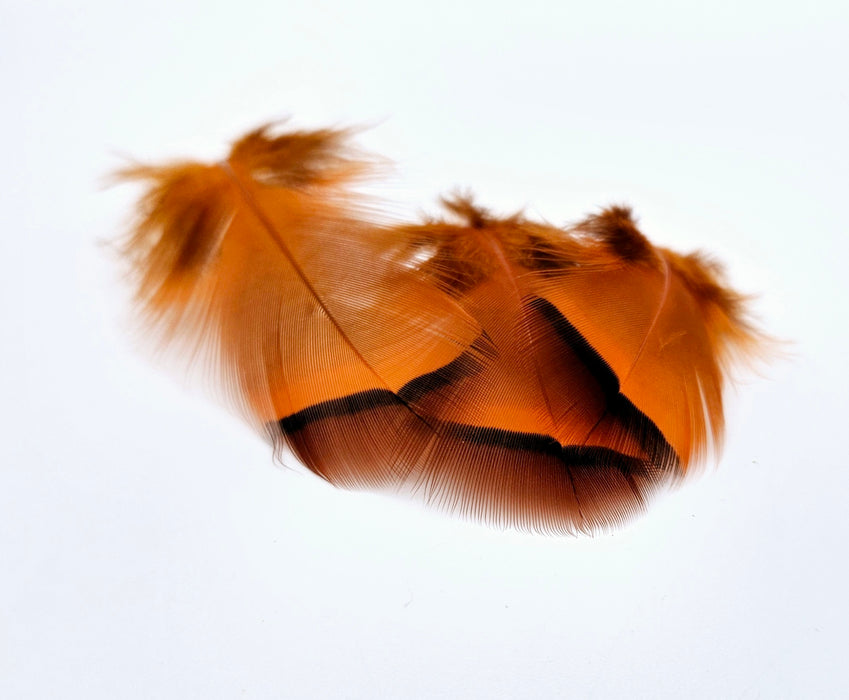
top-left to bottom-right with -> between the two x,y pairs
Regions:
117,123 -> 764,535
119,125 -> 492,491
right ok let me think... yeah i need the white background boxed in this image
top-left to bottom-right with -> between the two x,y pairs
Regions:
2,1 -> 847,697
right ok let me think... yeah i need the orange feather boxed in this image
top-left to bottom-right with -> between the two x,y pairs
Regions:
118,123 -> 763,534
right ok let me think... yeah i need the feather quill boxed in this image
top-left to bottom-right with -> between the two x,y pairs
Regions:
118,123 -> 763,534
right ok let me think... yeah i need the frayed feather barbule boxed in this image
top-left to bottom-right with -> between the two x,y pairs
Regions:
117,122 -> 764,535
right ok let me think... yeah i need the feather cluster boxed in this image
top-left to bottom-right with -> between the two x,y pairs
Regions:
118,123 -> 762,534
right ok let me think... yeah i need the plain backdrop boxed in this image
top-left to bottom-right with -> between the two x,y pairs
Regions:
2,1 -> 847,697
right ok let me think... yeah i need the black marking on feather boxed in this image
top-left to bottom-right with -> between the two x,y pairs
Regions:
526,296 -> 621,398
397,338 -> 492,403
529,296 -> 678,468
275,300 -> 679,475
278,389 -> 400,434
